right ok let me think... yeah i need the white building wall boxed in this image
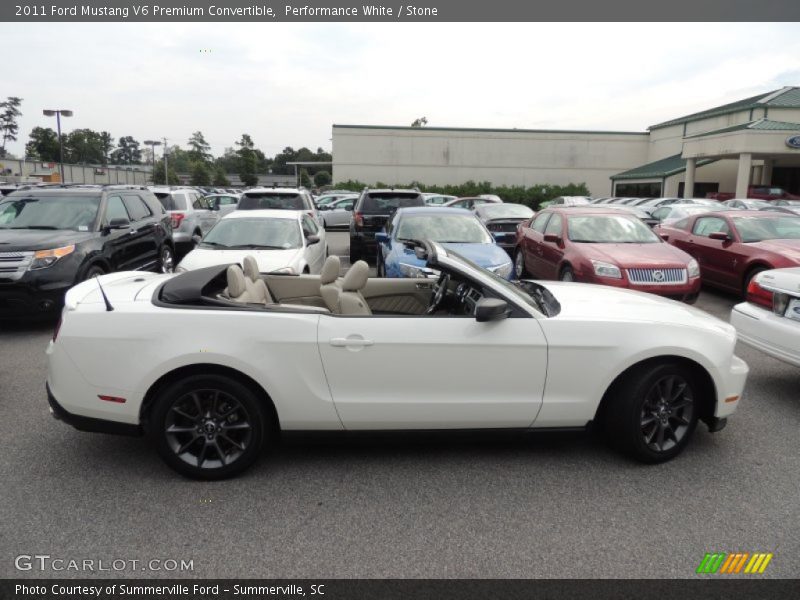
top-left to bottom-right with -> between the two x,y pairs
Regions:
663,160 -> 740,197
647,124 -> 685,162
332,126 -> 649,196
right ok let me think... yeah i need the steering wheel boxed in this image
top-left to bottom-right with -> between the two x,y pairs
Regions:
426,272 -> 450,315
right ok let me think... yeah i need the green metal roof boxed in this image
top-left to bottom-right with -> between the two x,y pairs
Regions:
610,154 -> 717,181
685,118 -> 800,138
332,124 -> 647,136
649,87 -> 800,130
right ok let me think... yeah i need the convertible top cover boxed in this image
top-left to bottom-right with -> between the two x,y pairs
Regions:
159,264 -> 229,305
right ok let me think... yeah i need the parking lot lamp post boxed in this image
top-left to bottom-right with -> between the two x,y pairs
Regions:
42,109 -> 73,183
143,139 -> 162,184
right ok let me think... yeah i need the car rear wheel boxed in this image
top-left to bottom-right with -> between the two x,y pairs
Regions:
605,362 -> 699,463
514,249 -> 526,278
150,374 -> 268,480
376,252 -> 385,277
743,266 -> 767,298
81,264 -> 106,281
349,242 -> 362,264
159,245 -> 175,273
560,266 -> 575,281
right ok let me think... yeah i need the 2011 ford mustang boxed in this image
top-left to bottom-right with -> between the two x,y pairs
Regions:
46,241 -> 748,479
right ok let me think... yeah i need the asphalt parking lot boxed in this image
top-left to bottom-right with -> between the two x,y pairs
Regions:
0,231 -> 798,579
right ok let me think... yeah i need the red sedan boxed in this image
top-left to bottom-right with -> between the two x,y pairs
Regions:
655,210 -> 800,296
514,207 -> 701,303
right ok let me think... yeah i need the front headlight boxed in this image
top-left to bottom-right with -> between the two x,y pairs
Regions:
29,245 -> 75,270
399,262 -> 436,278
489,262 -> 513,278
591,260 -> 621,279
687,259 -> 700,278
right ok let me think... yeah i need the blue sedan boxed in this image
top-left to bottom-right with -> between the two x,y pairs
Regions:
375,207 -> 515,280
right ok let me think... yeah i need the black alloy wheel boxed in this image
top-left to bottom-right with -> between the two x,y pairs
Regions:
159,245 -> 175,273
151,375 -> 267,479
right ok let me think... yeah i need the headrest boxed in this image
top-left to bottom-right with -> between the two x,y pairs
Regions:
320,255 -> 341,284
242,255 -> 260,282
227,265 -> 247,297
342,260 -> 369,291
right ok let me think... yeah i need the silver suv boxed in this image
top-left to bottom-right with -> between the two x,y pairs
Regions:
149,186 -> 220,253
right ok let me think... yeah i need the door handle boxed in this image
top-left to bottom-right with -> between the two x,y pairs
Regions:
330,337 -> 374,347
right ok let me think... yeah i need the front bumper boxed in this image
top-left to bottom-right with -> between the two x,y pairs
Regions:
731,302 -> 800,368
0,259 -> 82,317
714,354 -> 749,419
578,272 -> 702,303
47,382 -> 142,437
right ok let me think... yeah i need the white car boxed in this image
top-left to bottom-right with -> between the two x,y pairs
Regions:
730,267 -> 800,367
47,242 -> 747,479
176,210 -> 327,275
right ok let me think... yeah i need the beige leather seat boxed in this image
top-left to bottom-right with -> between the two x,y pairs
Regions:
336,260 -> 371,315
225,265 -> 267,305
320,255 -> 342,312
242,255 -> 273,304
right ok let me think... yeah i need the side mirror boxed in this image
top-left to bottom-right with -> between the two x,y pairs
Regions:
708,231 -> 731,241
306,234 -> 320,245
543,233 -> 560,243
475,298 -> 510,322
107,218 -> 130,229
375,232 -> 389,244
210,204 -> 219,211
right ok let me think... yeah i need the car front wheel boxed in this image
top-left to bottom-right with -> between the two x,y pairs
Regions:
514,249 -> 526,277
606,362 -> 700,463
150,374 -> 268,479
159,245 -> 175,273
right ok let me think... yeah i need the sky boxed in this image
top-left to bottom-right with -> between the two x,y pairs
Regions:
2,22 -> 800,159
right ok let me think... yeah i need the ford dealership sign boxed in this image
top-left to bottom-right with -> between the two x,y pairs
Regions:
786,135 -> 800,149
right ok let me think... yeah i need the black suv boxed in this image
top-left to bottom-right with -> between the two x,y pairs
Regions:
349,188 -> 425,262
0,185 -> 174,318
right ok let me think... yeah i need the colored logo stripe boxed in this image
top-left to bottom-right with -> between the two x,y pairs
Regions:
697,552 -> 773,574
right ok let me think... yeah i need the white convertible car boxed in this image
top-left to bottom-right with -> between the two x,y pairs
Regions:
731,267 -> 800,367
46,242 -> 748,479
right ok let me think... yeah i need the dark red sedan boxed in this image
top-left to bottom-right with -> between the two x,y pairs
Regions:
514,207 -> 701,303
655,210 -> 800,296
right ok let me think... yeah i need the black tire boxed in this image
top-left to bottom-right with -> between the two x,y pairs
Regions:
604,362 -> 700,463
158,245 -> 175,273
560,265 -> 575,282
514,248 -> 527,278
150,374 -> 269,480
349,241 -> 362,264
81,264 -> 106,281
376,252 -> 385,277
742,266 -> 767,298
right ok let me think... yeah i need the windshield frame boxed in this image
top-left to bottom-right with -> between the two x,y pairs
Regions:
731,215 -> 800,243
0,195 -> 101,232
566,213 -> 660,244
394,213 -> 494,244
199,216 -> 304,250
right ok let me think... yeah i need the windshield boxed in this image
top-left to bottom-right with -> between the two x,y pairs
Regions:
567,215 -> 659,243
444,247 -> 560,316
732,216 -> 800,242
669,206 -> 712,220
238,193 -> 306,210
362,193 -> 423,212
741,200 -> 771,209
396,214 -> 492,243
480,204 -> 534,219
778,200 -> 800,207
0,196 -> 100,231
200,217 -> 303,249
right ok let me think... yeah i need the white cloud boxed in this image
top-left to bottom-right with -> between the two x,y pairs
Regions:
2,22 -> 799,158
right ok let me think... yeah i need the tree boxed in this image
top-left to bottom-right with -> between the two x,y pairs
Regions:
152,160 -> 180,185
25,127 -> 60,162
212,165 -> 231,187
300,169 -> 312,188
165,145 -> 191,173
0,96 -> 23,157
187,131 -> 212,164
235,134 -> 259,187
99,131 -> 113,165
313,170 -> 331,187
111,136 -> 142,165
64,129 -> 106,164
411,116 -> 428,127
189,161 -> 211,186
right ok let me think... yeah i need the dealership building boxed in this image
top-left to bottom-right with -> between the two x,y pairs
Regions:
332,86 -> 800,198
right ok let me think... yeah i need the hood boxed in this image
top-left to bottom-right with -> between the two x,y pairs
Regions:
440,242 -> 511,267
537,280 -> 734,335
177,247 -> 304,273
0,229 -> 95,252
749,239 -> 800,262
575,242 -> 691,267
